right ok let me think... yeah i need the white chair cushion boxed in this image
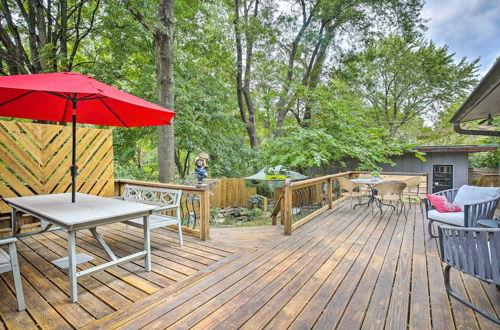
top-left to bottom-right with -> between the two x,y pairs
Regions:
427,210 -> 465,226
453,185 -> 500,210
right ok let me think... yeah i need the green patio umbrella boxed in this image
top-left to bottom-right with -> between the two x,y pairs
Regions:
245,165 -> 307,189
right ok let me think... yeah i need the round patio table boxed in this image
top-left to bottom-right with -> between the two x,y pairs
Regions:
351,178 -> 386,209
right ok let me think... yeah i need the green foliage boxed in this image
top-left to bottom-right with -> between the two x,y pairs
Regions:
258,82 -> 402,171
241,207 -> 262,221
1,0 -> 481,182
340,35 -> 478,138
469,151 -> 499,169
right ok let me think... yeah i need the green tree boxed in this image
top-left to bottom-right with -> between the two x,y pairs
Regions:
340,35 -> 478,138
259,82 -> 402,171
0,0 -> 101,74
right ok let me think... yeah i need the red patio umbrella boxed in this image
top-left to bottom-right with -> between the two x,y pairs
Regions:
0,71 -> 175,202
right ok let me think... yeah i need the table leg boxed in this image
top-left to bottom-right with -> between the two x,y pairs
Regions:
68,230 -> 78,302
143,215 -> 151,271
11,207 -> 17,237
354,185 -> 375,209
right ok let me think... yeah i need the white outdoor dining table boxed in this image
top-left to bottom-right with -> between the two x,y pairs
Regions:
4,193 -> 157,303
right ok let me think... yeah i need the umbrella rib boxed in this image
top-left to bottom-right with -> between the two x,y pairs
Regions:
98,98 -> 128,127
0,90 -> 35,107
42,91 -> 74,100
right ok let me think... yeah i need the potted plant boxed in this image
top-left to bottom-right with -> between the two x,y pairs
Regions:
371,170 -> 381,181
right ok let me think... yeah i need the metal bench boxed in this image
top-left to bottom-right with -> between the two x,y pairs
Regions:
117,185 -> 183,246
439,226 -> 500,324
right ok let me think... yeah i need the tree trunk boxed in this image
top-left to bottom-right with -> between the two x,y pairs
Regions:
234,0 -> 259,149
156,0 -> 175,183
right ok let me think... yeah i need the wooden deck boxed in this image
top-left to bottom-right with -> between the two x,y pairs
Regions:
1,201 -> 499,329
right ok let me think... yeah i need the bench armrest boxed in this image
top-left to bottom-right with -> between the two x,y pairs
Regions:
154,204 -> 179,212
0,237 -> 17,245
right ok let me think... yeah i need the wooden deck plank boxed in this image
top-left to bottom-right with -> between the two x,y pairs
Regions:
314,208 -> 400,329
41,231 -> 150,301
114,215 -> 333,329
409,204 -> 432,330
2,198 -> 499,330
16,239 -> 114,319
163,204 -> 365,329
423,216 -> 458,330
23,235 -> 133,311
187,204 -> 368,330
85,248 -> 252,330
336,207 -> 405,330
287,208 -> 387,329
86,226 -> 202,274
384,206 -> 415,329
68,229 -> 191,282
0,277 -> 37,329
1,272 -> 71,329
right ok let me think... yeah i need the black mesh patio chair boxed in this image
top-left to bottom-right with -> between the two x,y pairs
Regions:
438,226 -> 500,324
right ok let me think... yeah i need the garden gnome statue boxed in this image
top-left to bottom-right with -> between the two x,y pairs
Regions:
194,153 -> 209,185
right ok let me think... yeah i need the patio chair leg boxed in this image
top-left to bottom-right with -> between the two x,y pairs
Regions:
428,220 -> 438,238
401,200 -> 408,220
444,265 -> 500,325
177,208 -> 183,247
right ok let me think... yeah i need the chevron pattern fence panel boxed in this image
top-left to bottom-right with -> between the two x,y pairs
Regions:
0,120 -> 114,216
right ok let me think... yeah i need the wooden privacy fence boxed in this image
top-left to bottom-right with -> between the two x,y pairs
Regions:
114,179 -> 210,240
209,178 -> 257,208
278,171 -> 429,235
0,120 -> 114,235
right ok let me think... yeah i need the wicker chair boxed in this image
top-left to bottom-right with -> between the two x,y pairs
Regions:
439,226 -> 500,324
338,177 -> 365,208
403,176 -> 424,211
372,181 -> 407,219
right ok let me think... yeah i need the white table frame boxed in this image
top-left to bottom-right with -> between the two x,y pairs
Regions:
5,193 -> 157,303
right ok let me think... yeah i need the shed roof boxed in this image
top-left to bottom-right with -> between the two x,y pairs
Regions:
450,59 -> 500,123
410,144 -> 497,153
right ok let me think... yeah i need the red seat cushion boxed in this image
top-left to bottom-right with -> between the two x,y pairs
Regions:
426,194 -> 462,213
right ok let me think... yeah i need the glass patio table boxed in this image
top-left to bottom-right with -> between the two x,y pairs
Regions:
351,178 -> 387,208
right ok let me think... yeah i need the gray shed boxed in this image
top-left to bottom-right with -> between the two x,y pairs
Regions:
379,145 -> 498,193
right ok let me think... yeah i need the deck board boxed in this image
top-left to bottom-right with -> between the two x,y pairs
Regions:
1,201 -> 499,329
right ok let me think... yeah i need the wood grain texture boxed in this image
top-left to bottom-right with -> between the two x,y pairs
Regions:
0,120 -> 114,234
1,193 -> 495,330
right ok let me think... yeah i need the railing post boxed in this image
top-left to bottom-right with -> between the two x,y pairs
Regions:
282,183 -> 292,235
199,186 -> 210,241
327,178 -> 333,209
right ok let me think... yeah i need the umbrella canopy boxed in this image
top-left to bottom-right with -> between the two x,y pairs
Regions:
0,72 -> 176,202
0,72 -> 175,126
245,165 -> 308,181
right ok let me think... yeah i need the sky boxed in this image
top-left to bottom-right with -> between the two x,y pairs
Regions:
422,0 -> 500,78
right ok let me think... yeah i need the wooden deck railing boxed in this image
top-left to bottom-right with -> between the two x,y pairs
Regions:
279,172 -> 353,235
278,170 -> 429,235
114,179 -> 210,241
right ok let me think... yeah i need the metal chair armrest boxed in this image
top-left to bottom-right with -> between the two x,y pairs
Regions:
464,197 -> 500,226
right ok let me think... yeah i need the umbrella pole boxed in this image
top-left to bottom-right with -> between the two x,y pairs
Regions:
71,102 -> 78,203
